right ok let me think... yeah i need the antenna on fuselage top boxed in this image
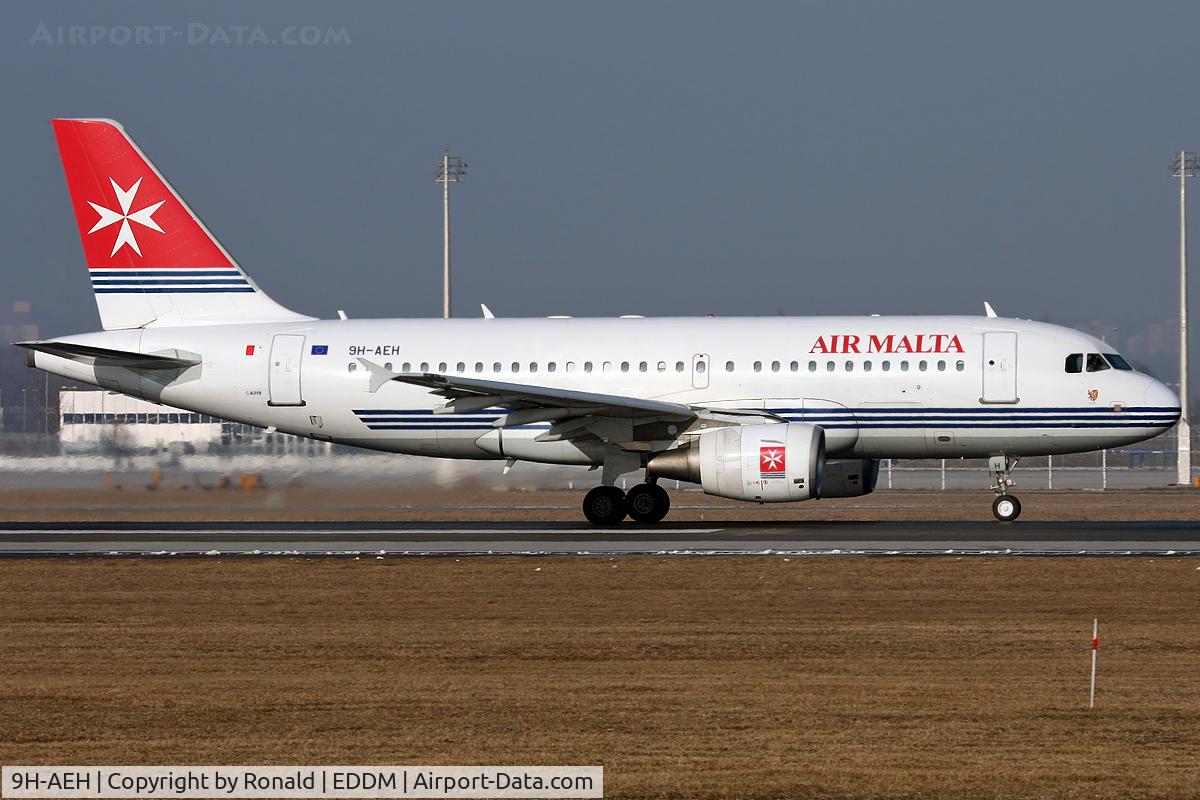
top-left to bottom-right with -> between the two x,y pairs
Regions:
984,301 -> 998,319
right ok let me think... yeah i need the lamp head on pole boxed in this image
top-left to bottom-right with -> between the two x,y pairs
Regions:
1171,151 -> 1200,178
436,151 -> 467,184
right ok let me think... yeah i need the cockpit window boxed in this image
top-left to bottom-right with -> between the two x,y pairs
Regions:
1105,353 -> 1133,371
1085,353 -> 1110,372
1064,353 -> 1083,373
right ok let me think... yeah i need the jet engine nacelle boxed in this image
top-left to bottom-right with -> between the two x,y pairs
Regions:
649,423 -> 825,502
820,459 -> 880,498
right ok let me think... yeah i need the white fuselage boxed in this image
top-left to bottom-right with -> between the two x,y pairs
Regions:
32,315 -> 1180,466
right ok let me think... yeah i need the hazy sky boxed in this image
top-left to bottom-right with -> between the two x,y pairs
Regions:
4,0 -> 1200,370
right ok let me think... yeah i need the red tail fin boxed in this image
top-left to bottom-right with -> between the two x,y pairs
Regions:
53,118 -> 235,269
52,118 -> 309,329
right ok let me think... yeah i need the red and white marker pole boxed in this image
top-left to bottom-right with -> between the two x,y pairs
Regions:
1089,618 -> 1099,709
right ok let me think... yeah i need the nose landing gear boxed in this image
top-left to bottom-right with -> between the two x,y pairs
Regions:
582,480 -> 672,525
989,455 -> 1022,521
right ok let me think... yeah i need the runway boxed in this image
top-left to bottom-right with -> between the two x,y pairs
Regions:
2,520 -> 1199,556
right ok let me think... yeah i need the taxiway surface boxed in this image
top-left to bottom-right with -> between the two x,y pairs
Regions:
2,520 -> 1199,556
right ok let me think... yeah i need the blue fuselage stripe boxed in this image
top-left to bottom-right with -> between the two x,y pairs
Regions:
95,287 -> 257,294
89,270 -> 243,277
350,407 -> 1177,433
91,279 -> 250,286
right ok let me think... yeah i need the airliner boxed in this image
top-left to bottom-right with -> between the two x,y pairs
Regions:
21,119 -> 1181,523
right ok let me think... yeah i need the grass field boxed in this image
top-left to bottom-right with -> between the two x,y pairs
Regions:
3,557 -> 1199,799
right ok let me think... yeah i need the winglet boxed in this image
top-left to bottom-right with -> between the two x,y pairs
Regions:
481,303 -> 495,319
983,301 -> 998,319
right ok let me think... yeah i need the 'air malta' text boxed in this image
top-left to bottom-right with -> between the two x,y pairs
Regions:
809,334 -> 965,355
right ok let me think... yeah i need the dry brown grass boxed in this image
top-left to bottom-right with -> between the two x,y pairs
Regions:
0,487 -> 1197,522
2,558 -> 1200,798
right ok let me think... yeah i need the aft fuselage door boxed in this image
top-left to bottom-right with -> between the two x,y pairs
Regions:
692,353 -> 710,389
268,333 -> 307,407
981,331 -> 1018,404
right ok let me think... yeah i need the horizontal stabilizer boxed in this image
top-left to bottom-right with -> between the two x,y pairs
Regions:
17,341 -> 201,370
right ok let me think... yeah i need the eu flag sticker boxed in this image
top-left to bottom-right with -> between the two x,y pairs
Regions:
310,344 -> 329,355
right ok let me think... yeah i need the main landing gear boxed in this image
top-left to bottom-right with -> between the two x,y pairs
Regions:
989,455 -> 1022,522
582,481 -> 671,525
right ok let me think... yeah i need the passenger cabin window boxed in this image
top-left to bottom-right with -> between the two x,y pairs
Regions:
657,361 -> 666,372
808,361 -> 817,372
548,362 -> 557,373
771,360 -> 780,372
753,361 -> 762,372
1065,353 -> 1083,373
675,361 -> 685,372
1086,353 -> 1110,372
790,361 -> 799,372
726,361 -> 735,372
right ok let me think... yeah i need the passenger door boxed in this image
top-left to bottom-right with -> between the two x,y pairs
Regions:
981,331 -> 1018,404
268,334 -> 307,406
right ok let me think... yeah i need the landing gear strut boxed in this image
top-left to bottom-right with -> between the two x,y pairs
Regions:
582,481 -> 672,525
989,455 -> 1022,522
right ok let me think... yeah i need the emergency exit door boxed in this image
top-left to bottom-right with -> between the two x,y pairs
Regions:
268,334 -> 306,406
981,331 -> 1018,404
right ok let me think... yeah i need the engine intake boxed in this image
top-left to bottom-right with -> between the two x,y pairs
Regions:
648,423 -> 825,502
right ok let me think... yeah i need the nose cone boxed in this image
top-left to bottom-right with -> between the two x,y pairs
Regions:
1143,377 -> 1182,429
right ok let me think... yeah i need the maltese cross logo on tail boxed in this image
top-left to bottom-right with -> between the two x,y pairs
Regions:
87,177 -> 165,257
760,446 -> 786,478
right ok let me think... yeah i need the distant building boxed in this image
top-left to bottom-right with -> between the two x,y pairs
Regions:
0,301 -> 48,433
57,390 -> 331,455
59,390 -> 222,449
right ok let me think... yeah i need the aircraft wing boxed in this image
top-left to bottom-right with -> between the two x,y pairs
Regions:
358,358 -> 696,442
